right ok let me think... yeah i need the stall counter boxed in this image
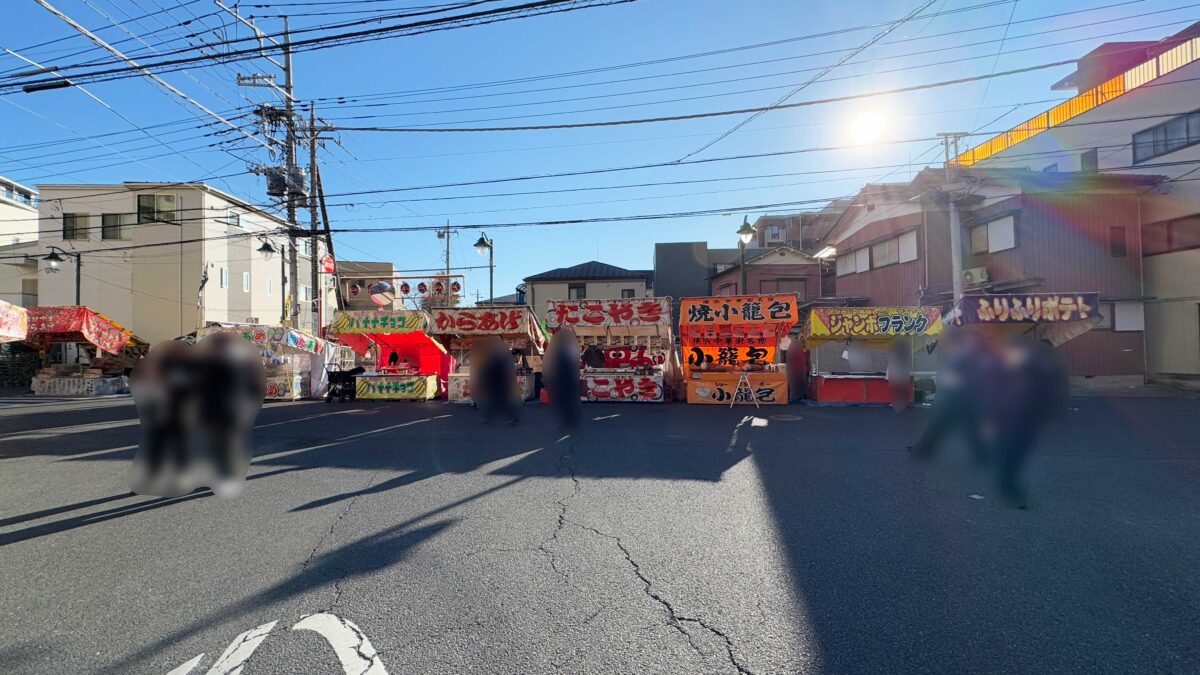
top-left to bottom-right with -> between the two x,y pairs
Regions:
686,371 -> 788,405
355,373 -> 438,400
807,373 -> 910,406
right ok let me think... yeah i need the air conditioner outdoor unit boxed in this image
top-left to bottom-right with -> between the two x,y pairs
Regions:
963,266 -> 989,286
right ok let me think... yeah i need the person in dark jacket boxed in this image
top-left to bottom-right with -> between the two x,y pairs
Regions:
911,329 -> 992,462
477,336 -> 519,425
545,328 -> 583,431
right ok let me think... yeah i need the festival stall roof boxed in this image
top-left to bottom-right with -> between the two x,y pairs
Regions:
0,299 -> 29,343
545,297 -> 673,337
199,324 -> 331,355
430,306 -> 547,353
945,293 -> 1101,347
328,309 -> 447,373
679,295 -> 799,344
805,306 -> 942,349
22,306 -> 141,355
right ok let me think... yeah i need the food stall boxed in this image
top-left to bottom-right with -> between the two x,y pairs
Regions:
0,299 -> 29,344
945,293 -> 1101,345
545,297 -> 674,403
429,306 -> 546,403
679,295 -> 797,405
328,309 -> 450,401
199,324 -> 335,400
23,306 -> 142,396
805,306 -> 943,405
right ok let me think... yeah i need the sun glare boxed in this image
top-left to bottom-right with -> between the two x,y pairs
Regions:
848,111 -> 887,146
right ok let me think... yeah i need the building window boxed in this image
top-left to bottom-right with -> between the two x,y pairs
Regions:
767,224 -> 781,240
219,267 -> 228,289
898,231 -> 918,262
226,210 -> 241,228
836,253 -> 856,276
1113,301 -> 1145,332
242,271 -> 251,293
854,247 -> 870,273
301,238 -> 312,257
137,194 -> 177,224
871,238 -> 899,268
969,225 -> 988,254
1134,110 -> 1200,163
1095,302 -> 1114,330
300,285 -> 311,303
267,278 -> 273,295
1080,148 -> 1098,173
1143,216 -> 1200,255
568,283 -> 585,300
1109,226 -> 1127,257
717,282 -> 737,296
62,213 -> 87,240
971,216 -> 1016,254
101,213 -> 127,240
2,184 -> 12,200
620,288 -> 635,298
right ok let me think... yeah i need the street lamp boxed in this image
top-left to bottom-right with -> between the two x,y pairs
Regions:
43,246 -> 81,305
474,232 -> 494,306
736,216 -> 756,294
257,239 -> 277,261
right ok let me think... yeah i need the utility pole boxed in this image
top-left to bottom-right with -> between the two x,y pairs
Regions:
436,221 -> 453,307
281,17 -> 300,328
938,132 -> 969,303
309,103 -> 320,331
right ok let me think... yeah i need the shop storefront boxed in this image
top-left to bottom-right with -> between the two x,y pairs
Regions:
329,309 -> 450,401
23,306 -> 142,396
429,306 -> 546,403
199,324 -> 336,400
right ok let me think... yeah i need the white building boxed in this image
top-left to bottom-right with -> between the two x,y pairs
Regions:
956,22 -> 1200,388
0,175 -> 40,307
34,182 -> 336,344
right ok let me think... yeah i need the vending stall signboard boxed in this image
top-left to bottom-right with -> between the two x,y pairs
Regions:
328,309 -> 449,400
679,295 -> 798,405
545,297 -> 674,403
0,299 -> 29,344
945,293 -> 1101,346
430,307 -> 546,403
804,306 -> 943,405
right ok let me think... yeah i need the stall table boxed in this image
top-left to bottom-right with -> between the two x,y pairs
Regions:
329,309 -> 449,401
679,295 -> 798,405
805,306 -> 942,405
546,297 -> 674,403
429,306 -> 545,403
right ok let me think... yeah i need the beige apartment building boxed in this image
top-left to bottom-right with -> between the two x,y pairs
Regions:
0,175 -> 40,307
523,261 -> 652,319
34,182 -> 336,344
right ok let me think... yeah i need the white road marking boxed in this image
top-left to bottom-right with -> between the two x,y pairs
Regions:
292,613 -> 389,675
252,414 -> 454,462
592,414 -> 621,421
165,653 -> 205,675
5,418 -> 140,441
204,620 -> 277,675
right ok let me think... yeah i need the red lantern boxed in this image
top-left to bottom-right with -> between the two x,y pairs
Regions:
417,282 -> 428,294
451,281 -> 461,293
400,282 -> 411,295
433,281 -> 445,295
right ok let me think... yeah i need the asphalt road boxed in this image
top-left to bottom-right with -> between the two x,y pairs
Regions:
1,393 -> 1199,674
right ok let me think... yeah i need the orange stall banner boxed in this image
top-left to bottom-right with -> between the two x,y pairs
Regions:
680,295 -> 799,326
686,372 -> 788,405
682,345 -> 776,373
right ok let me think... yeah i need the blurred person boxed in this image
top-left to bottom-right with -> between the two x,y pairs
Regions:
129,340 -> 196,497
544,328 -> 583,431
194,333 -> 267,497
887,337 -> 913,412
475,336 -> 520,425
910,328 -> 992,462
988,335 -> 1068,509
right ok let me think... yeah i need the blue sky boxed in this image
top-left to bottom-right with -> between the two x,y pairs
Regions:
1,0 -> 1195,300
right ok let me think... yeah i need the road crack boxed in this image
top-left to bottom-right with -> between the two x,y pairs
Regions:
537,439 -> 581,579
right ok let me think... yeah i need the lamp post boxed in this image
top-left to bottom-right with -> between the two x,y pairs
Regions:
473,232 -> 494,306
43,246 -> 81,305
737,216 -> 756,294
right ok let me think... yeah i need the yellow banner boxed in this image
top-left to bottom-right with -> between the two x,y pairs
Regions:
330,310 -> 429,335
355,374 -> 436,400
808,307 -> 942,343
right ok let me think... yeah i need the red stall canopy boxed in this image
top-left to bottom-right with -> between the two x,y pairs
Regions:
23,306 -> 137,355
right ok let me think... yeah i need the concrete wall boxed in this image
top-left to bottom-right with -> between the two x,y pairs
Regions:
1144,248 -> 1200,380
